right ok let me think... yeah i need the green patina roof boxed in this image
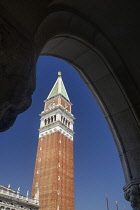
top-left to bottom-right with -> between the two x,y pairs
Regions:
48,82 -> 58,99
47,75 -> 70,101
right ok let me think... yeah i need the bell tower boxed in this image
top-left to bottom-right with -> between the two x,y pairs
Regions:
32,72 -> 75,210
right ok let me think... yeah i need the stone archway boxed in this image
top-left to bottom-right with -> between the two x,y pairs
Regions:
34,10 -> 140,209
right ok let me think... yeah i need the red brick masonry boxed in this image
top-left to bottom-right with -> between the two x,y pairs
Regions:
32,132 -> 74,210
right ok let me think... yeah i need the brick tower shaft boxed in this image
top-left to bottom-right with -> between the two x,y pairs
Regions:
32,72 -> 75,210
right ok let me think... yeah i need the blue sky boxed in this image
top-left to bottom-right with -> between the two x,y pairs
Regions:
0,56 -> 131,209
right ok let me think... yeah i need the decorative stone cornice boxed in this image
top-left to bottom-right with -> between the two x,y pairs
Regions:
39,123 -> 74,140
40,104 -> 75,119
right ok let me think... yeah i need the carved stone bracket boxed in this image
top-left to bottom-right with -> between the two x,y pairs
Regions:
0,18 -> 36,131
124,181 -> 140,209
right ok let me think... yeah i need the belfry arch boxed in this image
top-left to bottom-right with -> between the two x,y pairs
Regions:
34,11 -> 140,209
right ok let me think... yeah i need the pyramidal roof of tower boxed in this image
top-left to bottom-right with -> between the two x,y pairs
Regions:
47,72 -> 70,101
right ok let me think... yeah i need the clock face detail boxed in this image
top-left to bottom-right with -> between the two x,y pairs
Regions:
49,101 -> 55,108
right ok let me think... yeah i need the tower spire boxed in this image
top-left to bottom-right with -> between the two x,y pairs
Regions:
47,72 -> 70,101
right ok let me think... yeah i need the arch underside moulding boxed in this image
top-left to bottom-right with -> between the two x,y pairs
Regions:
35,10 -> 140,209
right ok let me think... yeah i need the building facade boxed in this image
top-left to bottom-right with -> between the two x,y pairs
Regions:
32,72 -> 75,210
0,185 -> 39,210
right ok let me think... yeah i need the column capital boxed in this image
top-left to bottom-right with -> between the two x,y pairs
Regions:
124,180 -> 140,209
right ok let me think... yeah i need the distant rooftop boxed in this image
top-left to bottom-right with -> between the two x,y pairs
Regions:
0,184 -> 39,209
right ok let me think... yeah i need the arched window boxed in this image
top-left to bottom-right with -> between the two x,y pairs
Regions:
54,115 -> 56,121
61,115 -> 63,121
44,119 -> 47,125
51,116 -> 53,123
48,118 -> 50,124
68,122 -> 70,128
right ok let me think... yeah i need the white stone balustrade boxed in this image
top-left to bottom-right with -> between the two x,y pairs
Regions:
0,186 -> 39,210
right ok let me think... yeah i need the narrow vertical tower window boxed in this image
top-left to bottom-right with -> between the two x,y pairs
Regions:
32,72 -> 75,210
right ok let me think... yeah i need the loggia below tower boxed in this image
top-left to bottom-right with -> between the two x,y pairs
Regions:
32,72 -> 75,210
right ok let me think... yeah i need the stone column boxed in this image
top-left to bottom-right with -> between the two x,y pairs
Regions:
124,181 -> 140,209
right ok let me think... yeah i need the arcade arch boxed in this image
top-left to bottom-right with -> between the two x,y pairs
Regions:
34,10 -> 140,209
